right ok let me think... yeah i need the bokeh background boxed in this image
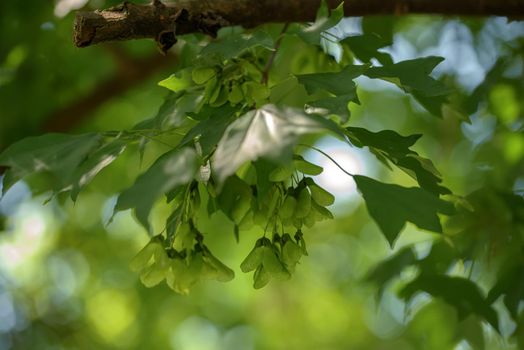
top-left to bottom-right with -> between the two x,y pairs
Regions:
1,1 -> 524,349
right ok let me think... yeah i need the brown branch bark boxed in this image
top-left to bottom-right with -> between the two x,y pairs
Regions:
74,0 -> 524,49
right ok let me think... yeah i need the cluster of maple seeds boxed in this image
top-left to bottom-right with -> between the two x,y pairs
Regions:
129,226 -> 235,295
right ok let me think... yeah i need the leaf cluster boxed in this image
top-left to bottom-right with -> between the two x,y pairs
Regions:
0,1 -> 470,308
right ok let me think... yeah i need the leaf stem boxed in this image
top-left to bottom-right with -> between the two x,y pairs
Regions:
136,132 -> 177,149
132,128 -> 187,136
261,23 -> 290,85
297,143 -> 354,177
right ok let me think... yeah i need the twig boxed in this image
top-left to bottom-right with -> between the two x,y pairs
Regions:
261,23 -> 290,85
297,144 -> 354,177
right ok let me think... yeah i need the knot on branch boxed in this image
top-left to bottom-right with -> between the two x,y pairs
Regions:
156,8 -> 189,54
74,10 -> 99,47
191,11 -> 230,38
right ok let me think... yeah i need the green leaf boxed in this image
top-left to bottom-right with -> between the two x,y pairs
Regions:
311,201 -> 334,220
217,175 -> 253,224
307,180 -> 334,206
70,137 -> 127,201
412,92 -> 450,118
212,104 -> 343,184
242,81 -> 270,106
400,274 -> 499,331
262,246 -> 290,280
354,175 -> 455,246
280,196 -> 297,220
346,127 -> 421,160
180,104 -> 237,157
158,68 -> 194,92
294,188 -> 312,219
341,33 -> 393,66
296,65 -> 368,96
134,237 -> 170,287
293,155 -> 323,175
346,127 -> 449,194
166,206 -> 183,242
192,67 -> 217,85
129,237 -> 163,272
210,85 -> 229,107
115,147 -> 199,232
166,258 -> 196,295
241,241 -> 264,273
200,30 -> 274,60
269,76 -> 309,108
140,264 -> 168,288
252,159 -> 274,200
143,252 -> 170,287
297,1 -> 344,45
253,265 -> 271,289
173,222 -> 195,252
365,56 -> 451,97
396,155 -> 450,195
268,166 -> 294,182
172,252 -> 204,294
228,84 -> 244,104
305,94 -> 354,123
0,133 -> 102,193
154,91 -> 205,129
281,237 -> 303,272
202,247 -> 235,282
151,92 -> 180,127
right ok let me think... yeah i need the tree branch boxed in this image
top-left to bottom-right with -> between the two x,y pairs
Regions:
74,0 -> 524,49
